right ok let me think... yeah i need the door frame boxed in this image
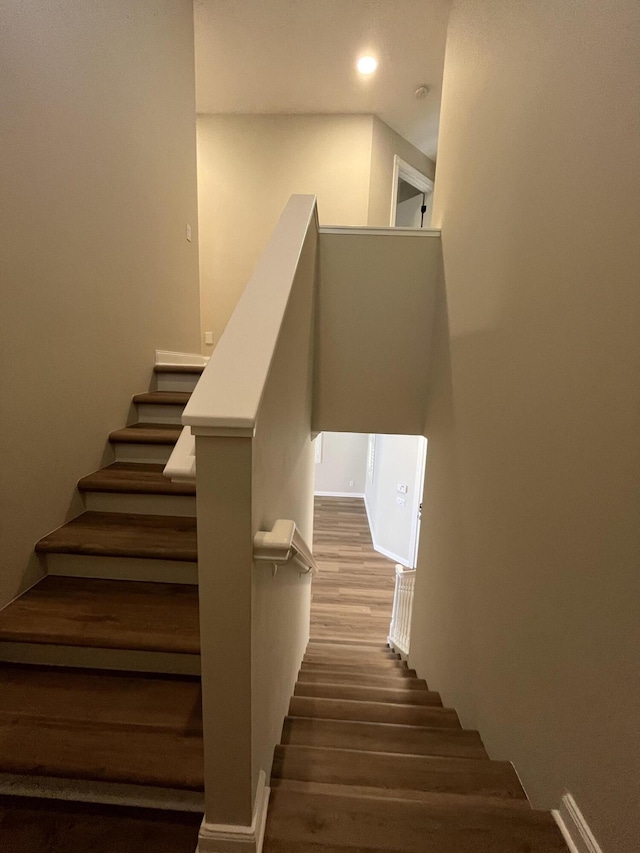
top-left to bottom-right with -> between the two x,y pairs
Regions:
390,156 -> 434,226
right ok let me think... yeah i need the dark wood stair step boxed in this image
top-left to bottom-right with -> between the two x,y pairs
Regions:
288,696 -> 459,728
109,422 -> 183,445
0,796 -> 202,853
270,778 -> 533,810
154,364 -> 205,375
0,664 -> 202,733
294,682 -> 443,706
132,391 -> 191,406
35,511 -> 197,561
264,787 -> 567,853
282,717 -> 486,759
307,639 -> 389,651
272,745 -> 526,801
0,576 -> 200,655
303,648 -> 400,663
300,662 -> 414,677
296,671 -> 428,689
78,463 -> 195,496
0,667 -> 203,790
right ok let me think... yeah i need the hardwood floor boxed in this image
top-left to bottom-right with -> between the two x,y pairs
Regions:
311,497 -> 396,645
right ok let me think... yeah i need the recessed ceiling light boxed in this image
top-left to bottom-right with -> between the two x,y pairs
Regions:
357,55 -> 378,75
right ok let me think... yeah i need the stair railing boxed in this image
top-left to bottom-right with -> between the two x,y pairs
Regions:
254,519 -> 318,576
388,564 -> 417,656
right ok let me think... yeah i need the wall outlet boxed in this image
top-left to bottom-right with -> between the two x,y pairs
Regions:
396,496 -> 406,507
397,483 -> 408,494
349,480 -> 354,487
186,223 -> 192,242
204,331 -> 214,346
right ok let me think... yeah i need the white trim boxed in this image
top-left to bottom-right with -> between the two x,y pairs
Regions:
314,490 -> 365,498
409,437 -> 428,568
552,793 -> 603,853
197,771 -> 270,853
155,349 -> 209,367
363,494 -> 410,568
319,226 -> 440,237
390,156 -> 435,228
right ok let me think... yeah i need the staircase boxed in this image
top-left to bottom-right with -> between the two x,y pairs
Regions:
264,639 -> 568,852
0,364 -> 204,849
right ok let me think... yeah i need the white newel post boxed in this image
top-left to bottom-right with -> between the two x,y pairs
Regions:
388,564 -> 416,657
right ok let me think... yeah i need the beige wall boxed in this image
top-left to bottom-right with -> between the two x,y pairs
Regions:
411,2 -> 640,850
367,116 -> 436,226
314,433 -> 369,496
313,233 -> 441,435
197,113 -> 434,346
0,0 -> 200,609
197,114 -> 373,344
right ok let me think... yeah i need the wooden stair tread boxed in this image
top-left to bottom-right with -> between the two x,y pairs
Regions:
294,682 -> 443,706
154,364 -> 205,374
109,423 -> 182,445
0,665 -> 202,790
272,744 -> 526,800
0,576 -> 200,654
132,391 -> 191,405
270,778 -> 532,810
0,796 -> 202,853
35,511 -> 197,561
296,671 -> 429,689
264,788 -> 567,853
301,662 -> 414,677
282,717 -> 487,759
0,664 -> 202,732
78,463 -> 196,496
288,696 -> 459,728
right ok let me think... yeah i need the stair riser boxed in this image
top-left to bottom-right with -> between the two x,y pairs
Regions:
45,553 -> 198,585
83,491 -> 197,518
135,404 -> 185,425
0,642 -> 200,676
113,443 -> 174,464
155,374 -> 200,393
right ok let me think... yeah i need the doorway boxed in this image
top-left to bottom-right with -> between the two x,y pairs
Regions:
390,156 -> 434,229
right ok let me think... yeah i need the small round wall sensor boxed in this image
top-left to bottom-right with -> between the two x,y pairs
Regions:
414,85 -> 430,100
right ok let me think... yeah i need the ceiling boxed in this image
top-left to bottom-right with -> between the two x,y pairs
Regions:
194,0 -> 452,160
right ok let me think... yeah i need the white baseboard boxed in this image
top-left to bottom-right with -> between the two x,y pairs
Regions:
314,491 -> 365,498
197,771 -> 270,853
552,793 -> 603,853
155,349 -> 209,367
363,495 -> 410,568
